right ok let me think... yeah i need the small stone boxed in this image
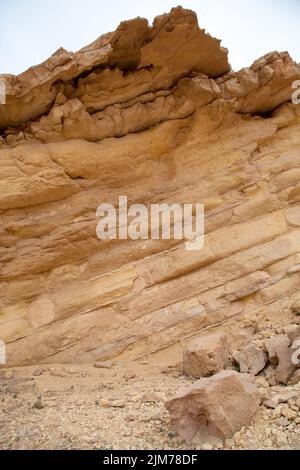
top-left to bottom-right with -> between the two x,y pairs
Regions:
33,368 -> 44,377
256,377 -> 269,388
274,406 -> 283,418
275,431 -> 288,447
100,399 -> 125,408
287,398 -> 296,408
202,443 -> 213,451
124,372 -> 136,381
280,405 -> 297,420
276,417 -> 289,427
54,93 -> 67,106
6,134 -> 16,145
99,399 -> 111,408
124,415 -> 135,422
224,438 -> 234,449
142,392 -> 164,403
93,360 -> 114,369
264,438 -> 273,448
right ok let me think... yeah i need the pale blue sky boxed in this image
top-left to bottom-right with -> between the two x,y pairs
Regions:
0,0 -> 299,75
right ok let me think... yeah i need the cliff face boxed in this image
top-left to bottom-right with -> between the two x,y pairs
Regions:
1,7 -> 300,366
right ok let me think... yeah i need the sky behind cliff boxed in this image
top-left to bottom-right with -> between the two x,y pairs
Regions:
0,0 -> 299,74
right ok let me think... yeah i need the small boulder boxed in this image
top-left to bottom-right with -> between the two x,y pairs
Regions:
277,350 -> 297,384
265,334 -> 298,384
265,335 -> 290,365
165,371 -> 261,443
183,333 -> 232,379
233,343 -> 268,375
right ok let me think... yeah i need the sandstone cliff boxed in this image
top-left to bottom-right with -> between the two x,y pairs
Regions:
1,7 -> 300,366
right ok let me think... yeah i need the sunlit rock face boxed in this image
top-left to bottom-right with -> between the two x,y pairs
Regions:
0,7 -> 300,366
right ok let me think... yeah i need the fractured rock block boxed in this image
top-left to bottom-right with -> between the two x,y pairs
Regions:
233,343 -> 268,375
183,333 -> 232,378
165,371 -> 261,443
265,335 -> 297,384
265,335 -> 290,365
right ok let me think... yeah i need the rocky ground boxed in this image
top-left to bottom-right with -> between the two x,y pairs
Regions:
1,361 -> 299,451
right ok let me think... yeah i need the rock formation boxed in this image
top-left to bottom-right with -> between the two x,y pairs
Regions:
1,6 -> 300,368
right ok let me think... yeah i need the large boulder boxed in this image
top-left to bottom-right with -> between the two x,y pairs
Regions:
165,371 -> 261,443
183,333 -> 232,378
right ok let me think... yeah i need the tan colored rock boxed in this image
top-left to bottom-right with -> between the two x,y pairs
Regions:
265,335 -> 291,365
220,52 -> 300,115
93,360 -> 114,369
142,392 -> 165,403
0,7 -> 229,131
263,389 -> 299,409
183,333 -> 232,378
265,335 -> 297,384
0,7 -> 300,367
165,371 -> 261,443
233,343 -> 268,375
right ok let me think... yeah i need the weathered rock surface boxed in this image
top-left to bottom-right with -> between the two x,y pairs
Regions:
265,336 -> 291,365
0,7 -> 300,367
233,343 -> 268,375
0,7 -> 230,131
165,371 -> 261,443
183,333 -> 232,378
265,335 -> 298,384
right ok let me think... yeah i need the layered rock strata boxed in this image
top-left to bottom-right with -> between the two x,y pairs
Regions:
1,7 -> 300,366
